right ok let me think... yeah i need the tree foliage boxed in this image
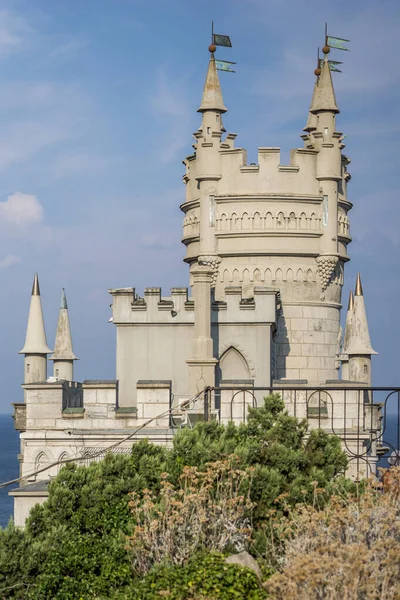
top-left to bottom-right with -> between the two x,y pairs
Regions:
0,395 -> 351,599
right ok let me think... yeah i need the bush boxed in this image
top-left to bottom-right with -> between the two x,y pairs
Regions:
129,552 -> 268,600
0,395 -> 351,598
127,458 -> 254,575
264,467 -> 400,599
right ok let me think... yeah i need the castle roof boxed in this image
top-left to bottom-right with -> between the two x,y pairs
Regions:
198,53 -> 227,113
19,273 -> 52,355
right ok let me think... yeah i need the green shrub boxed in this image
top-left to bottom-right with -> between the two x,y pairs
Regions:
127,552 -> 268,600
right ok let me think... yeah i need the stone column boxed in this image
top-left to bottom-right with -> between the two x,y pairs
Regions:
187,264 -> 217,394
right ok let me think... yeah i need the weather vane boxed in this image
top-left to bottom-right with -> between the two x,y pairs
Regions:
315,23 -> 350,76
209,22 -> 236,73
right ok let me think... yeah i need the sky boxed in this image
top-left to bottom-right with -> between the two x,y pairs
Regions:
0,0 -> 398,412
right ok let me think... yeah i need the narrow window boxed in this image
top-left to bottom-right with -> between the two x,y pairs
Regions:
322,195 -> 328,227
209,195 -> 215,226
26,364 -> 30,373
207,127 -> 211,134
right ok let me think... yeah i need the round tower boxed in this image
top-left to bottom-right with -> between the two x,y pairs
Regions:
181,46 -> 353,385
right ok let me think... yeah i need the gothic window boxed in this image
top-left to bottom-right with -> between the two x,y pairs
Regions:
219,347 -> 251,381
307,392 -> 328,418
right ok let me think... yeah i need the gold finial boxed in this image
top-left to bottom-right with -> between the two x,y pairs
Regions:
348,289 -> 354,311
209,44 -> 216,53
355,273 -> 363,296
322,44 -> 330,55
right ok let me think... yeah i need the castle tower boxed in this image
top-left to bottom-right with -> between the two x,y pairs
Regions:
19,273 -> 52,383
182,45 -> 353,385
346,273 -> 377,385
50,288 -> 78,381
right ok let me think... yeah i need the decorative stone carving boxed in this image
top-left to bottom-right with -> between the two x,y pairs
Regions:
316,255 -> 338,291
198,254 -> 222,287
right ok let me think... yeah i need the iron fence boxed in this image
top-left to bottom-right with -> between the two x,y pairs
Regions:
200,385 -> 400,478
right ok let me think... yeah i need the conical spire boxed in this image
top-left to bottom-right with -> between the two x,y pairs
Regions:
342,290 -> 354,353
346,274 -> 377,355
198,53 -> 227,114
19,274 -> 52,355
355,272 -> 363,296
310,57 -> 339,114
303,79 -> 318,132
51,288 -> 78,361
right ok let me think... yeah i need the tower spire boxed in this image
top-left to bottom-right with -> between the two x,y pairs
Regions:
310,53 -> 339,114
342,289 -> 354,354
19,273 -> 52,355
50,288 -> 78,381
304,79 -> 318,132
355,272 -> 363,296
19,273 -> 52,384
304,48 -> 321,133
198,49 -> 227,114
346,274 -> 377,356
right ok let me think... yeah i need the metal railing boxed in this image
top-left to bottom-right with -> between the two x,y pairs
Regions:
200,385 -> 400,478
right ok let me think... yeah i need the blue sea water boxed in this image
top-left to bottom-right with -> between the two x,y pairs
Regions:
0,414 -> 19,528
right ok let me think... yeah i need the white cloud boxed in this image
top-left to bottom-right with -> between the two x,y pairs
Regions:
0,253 -> 21,268
0,192 -> 44,226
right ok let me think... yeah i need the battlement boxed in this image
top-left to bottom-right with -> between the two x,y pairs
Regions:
183,144 -> 322,203
110,285 -> 277,325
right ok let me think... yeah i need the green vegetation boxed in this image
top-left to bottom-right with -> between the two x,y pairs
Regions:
0,395 -> 371,599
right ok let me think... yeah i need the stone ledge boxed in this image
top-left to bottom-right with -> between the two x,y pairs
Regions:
62,407 -> 85,418
136,380 -> 172,389
115,407 -> 138,418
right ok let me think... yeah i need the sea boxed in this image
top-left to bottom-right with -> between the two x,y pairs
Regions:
0,414 -> 20,528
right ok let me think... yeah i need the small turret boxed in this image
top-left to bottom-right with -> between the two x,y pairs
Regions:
50,289 -> 78,381
346,273 -> 377,385
19,273 -> 52,383
312,53 -> 343,292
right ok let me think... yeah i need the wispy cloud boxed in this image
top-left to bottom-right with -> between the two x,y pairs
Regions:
0,9 -> 32,57
150,69 -> 192,164
0,253 -> 21,268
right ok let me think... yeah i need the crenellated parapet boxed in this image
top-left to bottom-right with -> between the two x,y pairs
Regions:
110,285 -> 277,325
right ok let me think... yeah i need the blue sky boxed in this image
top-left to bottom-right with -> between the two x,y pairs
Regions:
0,0 -> 398,412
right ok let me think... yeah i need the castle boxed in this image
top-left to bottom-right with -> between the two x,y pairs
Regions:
10,43 -> 383,526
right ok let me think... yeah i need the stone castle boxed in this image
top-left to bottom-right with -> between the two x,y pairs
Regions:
10,44 -> 381,525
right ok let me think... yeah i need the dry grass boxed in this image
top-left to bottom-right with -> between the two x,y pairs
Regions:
127,457 -> 254,576
265,467 -> 400,600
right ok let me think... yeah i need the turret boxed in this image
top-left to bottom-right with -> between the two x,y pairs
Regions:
50,289 -> 78,381
341,289 -> 354,379
346,273 -> 377,385
187,46 -> 227,393
310,49 -> 343,291
195,46 -> 226,259
19,273 -> 52,383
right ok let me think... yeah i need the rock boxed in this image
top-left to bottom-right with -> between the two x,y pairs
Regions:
225,551 -> 262,579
